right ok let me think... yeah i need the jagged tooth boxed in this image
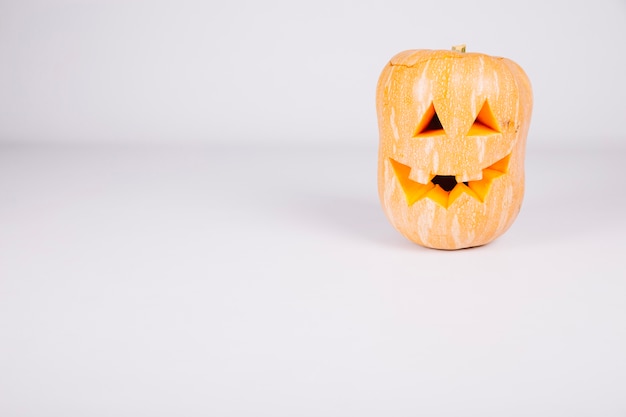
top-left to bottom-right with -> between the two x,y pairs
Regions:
482,168 -> 504,180
449,183 -> 480,205
408,168 -> 434,185
389,158 -> 410,179
489,154 -> 511,173
406,182 -> 435,205
455,170 -> 483,183
467,178 -> 492,202
426,185 -> 449,208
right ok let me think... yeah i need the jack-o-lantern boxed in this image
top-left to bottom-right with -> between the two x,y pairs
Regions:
376,45 -> 533,250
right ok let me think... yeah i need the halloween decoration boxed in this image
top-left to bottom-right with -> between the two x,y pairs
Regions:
376,45 -> 533,249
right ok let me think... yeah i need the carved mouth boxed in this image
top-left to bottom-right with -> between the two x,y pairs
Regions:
389,154 -> 510,208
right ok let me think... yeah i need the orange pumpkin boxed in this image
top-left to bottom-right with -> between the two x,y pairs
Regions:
376,46 -> 533,250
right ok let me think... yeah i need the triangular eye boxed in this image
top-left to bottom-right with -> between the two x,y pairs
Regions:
414,103 -> 444,137
468,100 -> 500,136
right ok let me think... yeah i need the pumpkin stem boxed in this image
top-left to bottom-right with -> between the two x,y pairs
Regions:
452,44 -> 466,53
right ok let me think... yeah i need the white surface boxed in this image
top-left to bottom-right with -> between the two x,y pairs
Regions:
1,143 -> 625,416
2,1 -> 625,413
1,0 -> 626,146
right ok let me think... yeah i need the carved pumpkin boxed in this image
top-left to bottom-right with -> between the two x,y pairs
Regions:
376,46 -> 533,250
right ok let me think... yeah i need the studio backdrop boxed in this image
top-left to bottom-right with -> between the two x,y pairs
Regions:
0,0 -> 625,147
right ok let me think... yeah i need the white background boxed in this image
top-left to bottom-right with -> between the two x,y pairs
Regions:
0,0 -> 625,147
1,1 -> 626,416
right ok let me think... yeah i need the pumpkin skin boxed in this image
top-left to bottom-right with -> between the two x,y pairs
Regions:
376,48 -> 533,250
